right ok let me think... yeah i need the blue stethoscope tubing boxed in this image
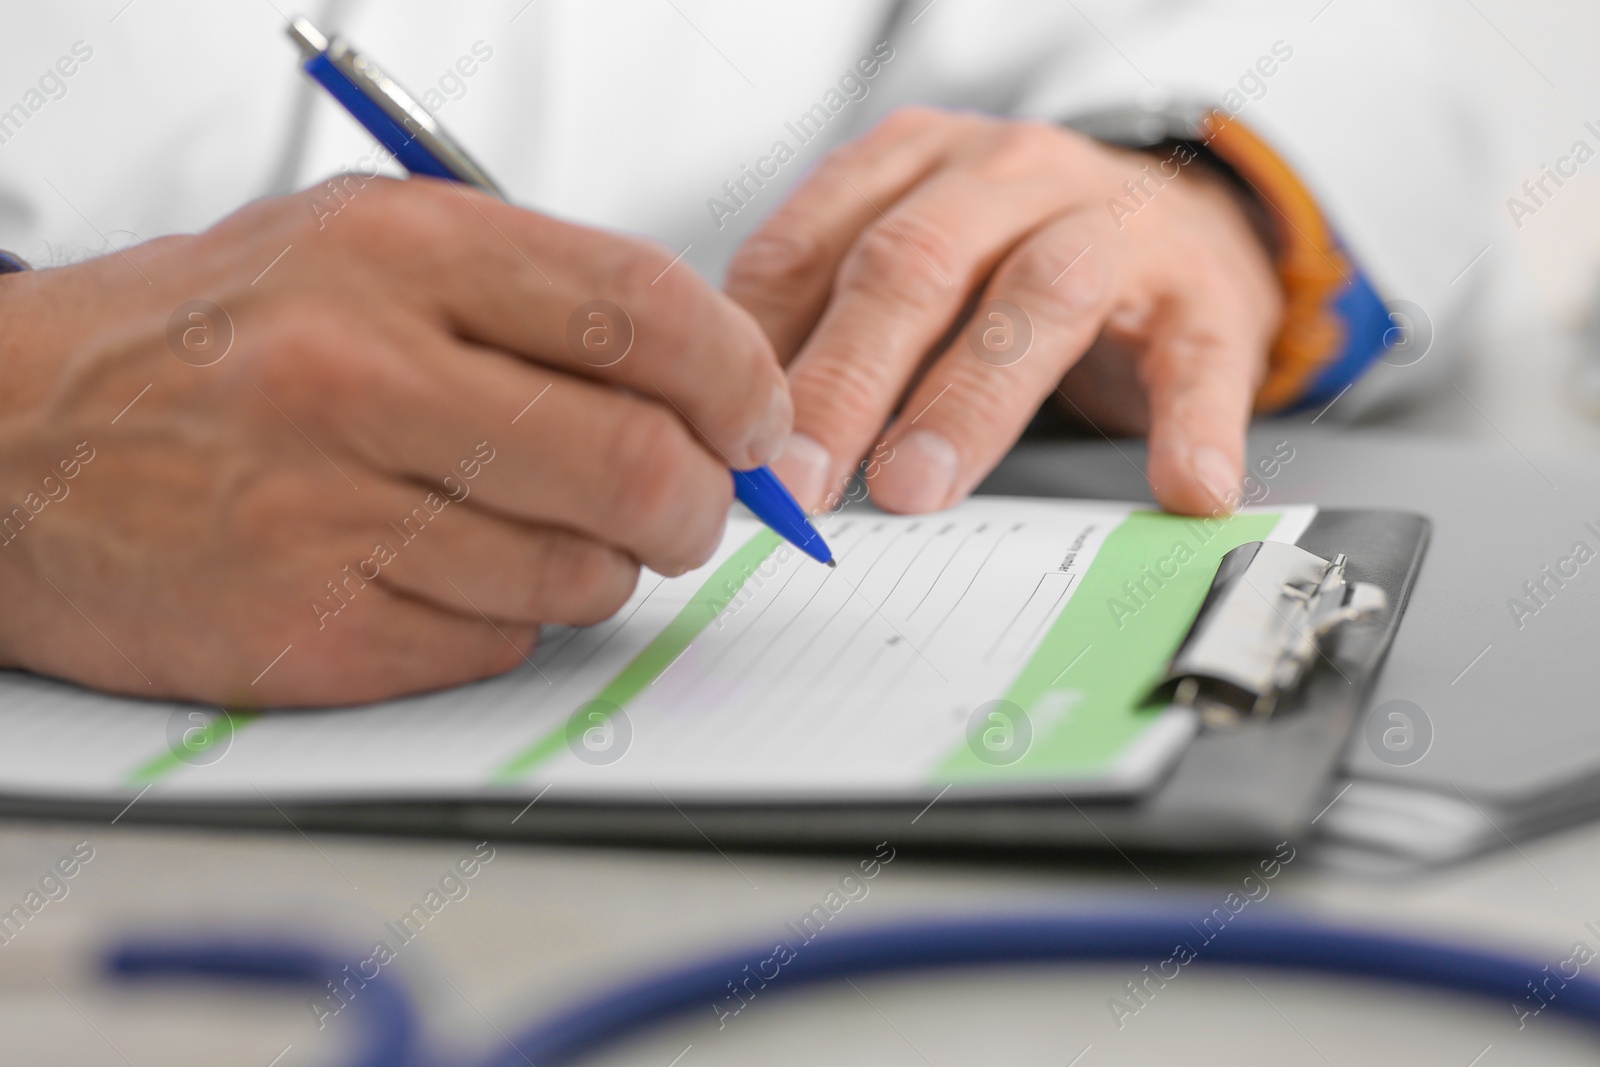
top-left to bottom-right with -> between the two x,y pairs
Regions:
108,911 -> 1600,1067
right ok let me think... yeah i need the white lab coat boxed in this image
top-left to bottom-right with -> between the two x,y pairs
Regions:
0,0 -> 1494,411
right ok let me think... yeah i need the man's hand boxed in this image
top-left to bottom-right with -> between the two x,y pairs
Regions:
726,107 -> 1284,516
0,178 -> 789,705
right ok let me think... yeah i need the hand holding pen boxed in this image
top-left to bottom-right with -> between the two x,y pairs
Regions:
0,27 -> 821,710
288,17 -> 834,567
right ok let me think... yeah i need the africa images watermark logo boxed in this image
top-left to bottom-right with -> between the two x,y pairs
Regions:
712,842 -> 897,1029
0,40 -> 93,147
1106,841 -> 1296,1029
310,842 -> 497,1029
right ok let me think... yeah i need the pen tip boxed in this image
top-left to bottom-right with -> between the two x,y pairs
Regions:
825,559 -> 837,568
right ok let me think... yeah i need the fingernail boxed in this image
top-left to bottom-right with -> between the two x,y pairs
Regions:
770,432 -> 830,509
745,387 -> 793,467
880,430 -> 959,513
1188,445 -> 1239,513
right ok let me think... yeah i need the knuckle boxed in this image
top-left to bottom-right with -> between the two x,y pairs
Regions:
544,539 -> 638,624
971,123 -> 1068,181
597,238 -> 704,345
247,302 -> 390,422
600,405 -> 699,533
947,366 -> 1016,425
996,238 -> 1064,293
725,227 -> 825,297
1001,237 -> 1109,316
877,105 -> 949,140
244,302 -> 335,395
1009,120 -> 1066,155
229,467 -> 330,547
1158,382 -> 1231,434
991,122 -> 1050,158
336,178 -> 457,252
791,355 -> 891,434
974,123 -> 1084,184
1145,328 -> 1234,395
608,236 -> 690,303
812,138 -> 879,182
840,218 -> 956,308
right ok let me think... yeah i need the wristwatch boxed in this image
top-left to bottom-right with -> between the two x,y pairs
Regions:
1060,100 -> 1223,151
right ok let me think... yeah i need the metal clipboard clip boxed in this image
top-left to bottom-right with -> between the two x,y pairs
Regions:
1154,540 -> 1387,729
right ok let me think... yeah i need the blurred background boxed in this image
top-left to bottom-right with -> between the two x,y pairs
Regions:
1387,0 -> 1600,451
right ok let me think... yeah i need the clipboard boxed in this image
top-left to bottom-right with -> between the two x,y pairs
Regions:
419,507 -> 1429,855
2,497 -> 1428,859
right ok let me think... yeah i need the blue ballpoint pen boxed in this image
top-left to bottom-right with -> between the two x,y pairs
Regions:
286,17 -> 835,568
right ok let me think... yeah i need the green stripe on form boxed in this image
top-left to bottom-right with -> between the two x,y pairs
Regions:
491,528 -> 783,783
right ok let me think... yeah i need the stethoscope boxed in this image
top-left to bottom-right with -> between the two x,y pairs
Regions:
105,909 -> 1600,1066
